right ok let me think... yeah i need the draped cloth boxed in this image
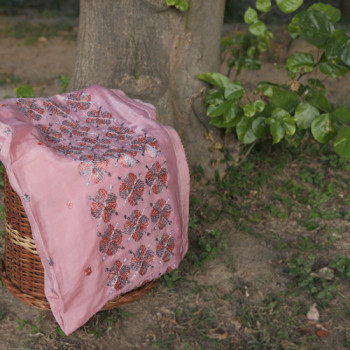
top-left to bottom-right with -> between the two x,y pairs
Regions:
0,84 -> 189,335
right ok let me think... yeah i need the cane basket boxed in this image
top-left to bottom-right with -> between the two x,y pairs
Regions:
0,170 -> 157,310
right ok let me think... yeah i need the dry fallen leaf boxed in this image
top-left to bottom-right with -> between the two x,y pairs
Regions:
281,339 -> 298,350
207,328 -> 228,340
316,329 -> 328,337
310,267 -> 334,281
306,304 -> 319,322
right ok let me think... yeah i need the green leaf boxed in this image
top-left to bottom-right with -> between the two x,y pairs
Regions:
294,102 -> 319,129
256,0 -> 271,12
305,89 -> 331,112
286,52 -> 314,73
254,100 -> 265,112
334,127 -> 350,157
224,81 -> 245,100
244,103 -> 256,117
266,108 -> 296,143
325,39 -> 343,62
307,79 -> 326,94
288,9 -> 334,48
252,116 -> 266,138
223,104 -> 241,125
311,113 -> 337,143
309,3 -> 341,23
236,117 -> 258,144
333,107 -> 350,124
14,85 -> 34,98
205,89 -> 224,105
165,0 -> 188,11
244,7 -> 258,24
276,0 -> 303,13
210,114 -> 241,129
207,101 -> 230,118
249,21 -> 266,36
271,87 -> 299,113
197,72 -> 231,89
341,40 -> 350,66
256,82 -> 273,97
320,61 -> 350,78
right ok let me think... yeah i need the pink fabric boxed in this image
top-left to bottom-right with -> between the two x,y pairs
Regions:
0,84 -> 189,335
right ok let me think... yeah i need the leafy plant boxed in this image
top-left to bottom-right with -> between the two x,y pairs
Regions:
198,1 -> 350,157
165,0 -> 189,12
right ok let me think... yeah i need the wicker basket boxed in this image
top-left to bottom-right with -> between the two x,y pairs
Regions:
1,170 -> 156,310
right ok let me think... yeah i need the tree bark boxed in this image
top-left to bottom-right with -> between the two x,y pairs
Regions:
72,0 -> 226,175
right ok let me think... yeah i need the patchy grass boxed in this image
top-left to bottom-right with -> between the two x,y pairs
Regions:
0,21 -> 77,44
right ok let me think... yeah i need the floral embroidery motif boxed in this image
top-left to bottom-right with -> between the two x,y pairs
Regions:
66,91 -> 91,111
22,193 -> 30,202
119,173 -> 145,206
130,245 -> 154,276
86,107 -> 112,128
60,120 -> 90,138
156,232 -> 175,262
90,188 -> 117,223
105,124 -> 135,141
103,147 -> 138,168
67,201 -> 73,209
131,134 -> 160,158
151,199 -> 172,230
106,260 -> 130,291
16,99 -> 44,121
79,135 -> 111,153
123,209 -> 150,242
84,266 -> 92,276
79,155 -> 110,185
43,99 -> 70,118
98,223 -> 124,260
145,161 -> 168,194
36,124 -> 62,144
4,127 -> 11,135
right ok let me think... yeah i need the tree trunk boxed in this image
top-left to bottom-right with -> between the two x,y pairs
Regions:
71,0 -> 226,175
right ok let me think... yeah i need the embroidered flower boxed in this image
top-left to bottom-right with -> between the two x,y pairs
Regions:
106,260 -> 130,291
98,223 -> 124,259
84,266 -> 92,276
60,120 -> 90,138
90,188 -> 117,223
43,99 -> 70,118
3,127 -> 11,135
36,124 -> 62,144
66,91 -> 91,111
79,135 -> 111,153
78,155 -> 110,185
130,245 -> 154,276
22,193 -> 30,202
67,201 -> 73,209
123,209 -> 150,242
16,99 -> 44,121
119,173 -> 145,206
156,232 -> 175,262
105,124 -> 135,141
131,133 -> 160,157
86,107 -> 112,128
103,147 -> 138,168
145,161 -> 168,194
151,199 -> 172,230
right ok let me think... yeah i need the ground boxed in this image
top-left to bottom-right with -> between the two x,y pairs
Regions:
0,16 -> 350,350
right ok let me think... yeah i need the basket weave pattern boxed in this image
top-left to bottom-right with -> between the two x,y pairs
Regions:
1,171 -> 156,310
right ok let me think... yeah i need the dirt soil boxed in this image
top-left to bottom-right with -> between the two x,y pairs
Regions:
0,18 -> 349,350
